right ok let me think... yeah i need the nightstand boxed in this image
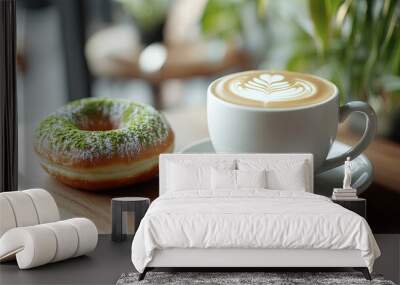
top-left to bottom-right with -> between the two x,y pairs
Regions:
111,197 -> 150,242
332,198 -> 367,219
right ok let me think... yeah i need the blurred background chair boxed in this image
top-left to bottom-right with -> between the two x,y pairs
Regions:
84,0 -> 251,109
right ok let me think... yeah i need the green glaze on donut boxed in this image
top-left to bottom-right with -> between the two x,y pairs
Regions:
34,98 -> 171,163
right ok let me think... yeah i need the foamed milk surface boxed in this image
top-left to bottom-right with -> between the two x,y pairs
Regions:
211,71 -> 336,109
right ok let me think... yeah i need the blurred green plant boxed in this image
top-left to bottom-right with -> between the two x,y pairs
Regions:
201,0 -> 267,40
287,0 -> 400,109
116,0 -> 171,34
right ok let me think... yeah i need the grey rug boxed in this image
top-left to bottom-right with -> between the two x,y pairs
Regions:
116,272 -> 396,285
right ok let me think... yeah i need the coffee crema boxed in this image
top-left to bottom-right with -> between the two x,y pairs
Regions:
210,70 -> 337,109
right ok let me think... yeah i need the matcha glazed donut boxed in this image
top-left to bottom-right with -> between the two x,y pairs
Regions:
34,98 -> 174,191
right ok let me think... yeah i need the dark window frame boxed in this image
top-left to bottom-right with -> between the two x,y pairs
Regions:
0,0 -> 17,192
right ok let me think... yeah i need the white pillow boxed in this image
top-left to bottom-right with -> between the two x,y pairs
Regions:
211,168 -> 236,189
211,169 -> 267,190
166,160 -> 235,191
236,169 -> 267,189
272,164 -> 307,191
167,163 -> 209,191
237,159 -> 310,192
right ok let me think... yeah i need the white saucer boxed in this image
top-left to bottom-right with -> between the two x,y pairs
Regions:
179,138 -> 373,197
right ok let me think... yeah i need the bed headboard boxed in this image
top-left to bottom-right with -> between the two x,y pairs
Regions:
159,153 -> 313,195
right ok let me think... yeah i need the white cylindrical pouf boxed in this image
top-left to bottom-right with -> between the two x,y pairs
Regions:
0,189 -> 98,269
43,221 -> 79,262
0,196 -> 17,237
1,192 -> 39,227
0,226 -> 57,269
23,188 -> 60,224
65,218 -> 98,257
0,218 -> 98,269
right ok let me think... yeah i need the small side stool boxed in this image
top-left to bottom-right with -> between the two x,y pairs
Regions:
111,197 -> 150,242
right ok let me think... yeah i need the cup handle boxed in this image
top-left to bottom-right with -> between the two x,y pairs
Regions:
318,101 -> 377,173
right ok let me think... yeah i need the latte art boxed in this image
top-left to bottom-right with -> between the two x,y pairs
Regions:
211,71 -> 336,109
230,73 -> 316,103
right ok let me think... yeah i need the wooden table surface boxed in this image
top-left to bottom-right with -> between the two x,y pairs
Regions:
337,128 -> 400,192
31,106 -> 209,233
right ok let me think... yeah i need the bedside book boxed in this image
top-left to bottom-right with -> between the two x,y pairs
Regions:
332,188 -> 358,200
333,192 -> 357,196
333,188 -> 357,193
332,196 -> 359,200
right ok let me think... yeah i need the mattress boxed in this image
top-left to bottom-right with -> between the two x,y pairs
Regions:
131,190 -> 380,273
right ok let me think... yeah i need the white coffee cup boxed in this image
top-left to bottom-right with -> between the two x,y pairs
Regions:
207,70 -> 377,172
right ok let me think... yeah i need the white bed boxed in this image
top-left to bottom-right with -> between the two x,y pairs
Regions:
131,154 -> 380,280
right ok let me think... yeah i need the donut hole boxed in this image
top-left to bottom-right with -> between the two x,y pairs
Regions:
75,113 -> 121,131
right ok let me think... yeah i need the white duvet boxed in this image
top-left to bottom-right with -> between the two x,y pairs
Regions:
131,190 -> 380,273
